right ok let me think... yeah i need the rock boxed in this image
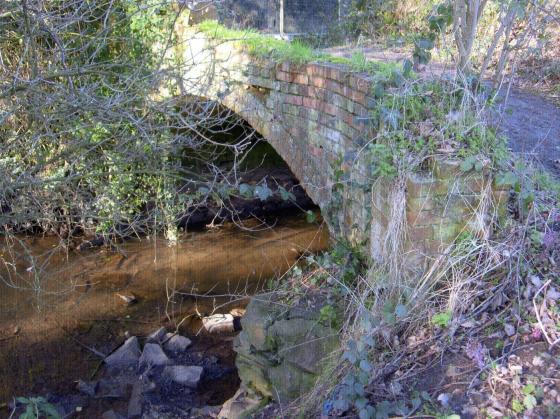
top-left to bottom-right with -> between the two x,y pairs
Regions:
76,380 -> 98,397
104,336 -> 141,368
218,387 -> 266,419
437,393 -> 451,408
163,365 -> 203,388
127,381 -> 143,418
233,294 -> 340,404
532,356 -> 545,367
146,327 -> 167,343
101,410 -> 125,419
202,314 -> 235,334
139,343 -> 170,369
268,362 -> 317,403
163,333 -> 192,353
230,308 -> 246,317
96,378 -> 131,399
268,318 -> 338,374
192,405 -> 221,418
115,293 -> 137,305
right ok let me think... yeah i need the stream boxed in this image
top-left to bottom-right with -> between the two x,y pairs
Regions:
0,214 -> 329,417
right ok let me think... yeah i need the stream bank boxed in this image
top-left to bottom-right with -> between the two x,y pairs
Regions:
0,214 -> 329,418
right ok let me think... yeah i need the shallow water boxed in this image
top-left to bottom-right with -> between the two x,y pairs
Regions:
0,215 -> 329,405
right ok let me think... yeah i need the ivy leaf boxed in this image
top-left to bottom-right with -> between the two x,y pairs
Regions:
254,184 -> 272,201
359,359 -> 373,372
522,383 -> 536,395
431,311 -> 452,327
511,399 -> 524,413
359,407 -> 373,419
523,394 -> 537,410
355,397 -> 368,410
395,304 -> 408,319
305,210 -> 316,223
334,398 -> 350,412
460,156 -> 476,172
239,183 -> 253,198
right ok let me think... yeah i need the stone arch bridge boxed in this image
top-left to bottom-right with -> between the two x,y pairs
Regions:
181,29 -> 507,271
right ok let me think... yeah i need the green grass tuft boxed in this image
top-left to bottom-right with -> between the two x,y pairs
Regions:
197,20 -> 400,72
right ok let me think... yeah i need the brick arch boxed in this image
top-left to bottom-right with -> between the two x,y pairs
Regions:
182,34 -> 376,242
180,31 -> 505,273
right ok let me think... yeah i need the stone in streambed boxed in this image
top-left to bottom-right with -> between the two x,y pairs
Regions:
139,343 -> 170,369
76,379 -> 98,397
146,327 -> 167,343
127,381 -> 143,418
163,365 -> 203,388
202,314 -> 235,334
104,336 -> 141,368
163,333 -> 192,353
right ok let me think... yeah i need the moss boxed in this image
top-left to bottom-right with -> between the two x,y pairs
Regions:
197,20 -> 400,75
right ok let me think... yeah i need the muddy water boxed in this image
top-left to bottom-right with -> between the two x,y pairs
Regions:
0,215 -> 329,406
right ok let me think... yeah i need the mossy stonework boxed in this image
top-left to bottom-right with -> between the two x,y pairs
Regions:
233,294 -> 339,405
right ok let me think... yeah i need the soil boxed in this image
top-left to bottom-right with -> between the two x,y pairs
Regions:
492,90 -> 560,176
323,44 -> 560,176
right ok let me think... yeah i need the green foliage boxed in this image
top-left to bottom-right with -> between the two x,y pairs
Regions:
319,304 -> 339,327
198,20 -> 399,74
304,210 -> 316,223
431,310 -> 452,327
365,78 -> 509,178
16,396 -> 61,419
413,2 -> 453,66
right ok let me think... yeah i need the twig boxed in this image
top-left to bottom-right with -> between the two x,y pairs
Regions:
533,279 -> 553,347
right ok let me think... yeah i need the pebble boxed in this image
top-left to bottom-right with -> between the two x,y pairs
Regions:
163,365 -> 203,388
532,356 -> 544,367
139,343 -> 170,369
202,314 -> 235,334
163,333 -> 192,353
146,327 -> 167,343
104,336 -> 141,368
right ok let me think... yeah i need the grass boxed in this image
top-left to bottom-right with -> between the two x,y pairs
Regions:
197,20 -> 399,77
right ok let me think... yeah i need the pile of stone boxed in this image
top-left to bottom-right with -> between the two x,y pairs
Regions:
77,327 -> 205,418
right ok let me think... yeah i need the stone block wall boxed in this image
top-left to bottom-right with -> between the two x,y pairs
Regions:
234,293 -> 339,404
